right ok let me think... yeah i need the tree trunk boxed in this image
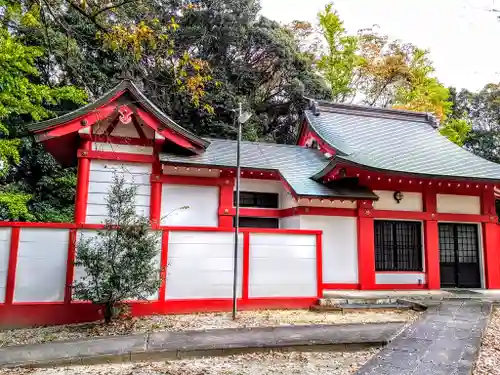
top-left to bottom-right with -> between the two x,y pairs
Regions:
103,302 -> 114,324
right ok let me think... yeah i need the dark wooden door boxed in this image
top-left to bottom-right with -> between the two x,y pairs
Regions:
439,223 -> 481,288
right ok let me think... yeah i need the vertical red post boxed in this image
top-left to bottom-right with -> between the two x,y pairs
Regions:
242,232 -> 250,300
218,177 -> 235,227
158,230 -> 169,302
5,227 -> 20,304
481,188 -> 500,288
74,139 -> 91,225
150,143 -> 163,228
315,233 -> 324,298
423,188 -> 440,289
64,229 -> 77,303
357,201 -> 375,290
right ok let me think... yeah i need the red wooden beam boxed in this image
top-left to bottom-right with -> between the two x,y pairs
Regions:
242,232 -> 250,301
316,233 -> 324,299
74,139 -> 91,224
92,135 -> 153,147
158,231 -> 169,302
77,149 -> 155,164
64,229 -> 77,303
5,228 -> 20,305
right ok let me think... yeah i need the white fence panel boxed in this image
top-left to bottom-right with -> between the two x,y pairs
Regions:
166,231 -> 243,299
249,233 -> 316,298
14,228 -> 69,302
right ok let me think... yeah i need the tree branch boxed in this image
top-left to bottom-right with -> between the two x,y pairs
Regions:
64,0 -> 108,32
91,0 -> 137,18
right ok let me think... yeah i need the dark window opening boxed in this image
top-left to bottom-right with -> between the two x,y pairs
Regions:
233,217 -> 279,228
234,191 -> 279,209
374,220 -> 423,272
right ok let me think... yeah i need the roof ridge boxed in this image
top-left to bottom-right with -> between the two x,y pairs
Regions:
304,97 -> 439,127
204,137 -> 311,149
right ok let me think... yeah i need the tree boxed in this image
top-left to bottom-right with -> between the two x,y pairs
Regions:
448,84 -> 500,162
315,3 -> 359,102
0,3 -> 86,220
73,173 -> 161,323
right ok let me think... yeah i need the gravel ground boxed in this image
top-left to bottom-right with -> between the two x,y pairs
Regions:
0,349 -> 380,375
0,309 -> 417,348
474,307 -> 500,375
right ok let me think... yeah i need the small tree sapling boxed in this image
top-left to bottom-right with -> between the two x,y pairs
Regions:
73,173 -> 162,323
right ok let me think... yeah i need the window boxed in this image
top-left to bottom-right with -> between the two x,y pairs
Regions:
234,191 -> 279,208
374,220 -> 423,272
233,217 -> 279,228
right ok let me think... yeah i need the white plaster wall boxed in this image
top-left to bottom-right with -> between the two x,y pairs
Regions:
280,216 -> 301,229
437,194 -> 480,215
161,185 -> 219,226
14,229 -> 69,302
86,161 -> 152,224
375,273 -> 426,285
249,233 -> 316,297
0,228 -> 11,303
92,142 -> 153,155
166,231 -> 243,299
73,229 -> 161,301
299,216 -> 358,284
373,190 -> 423,211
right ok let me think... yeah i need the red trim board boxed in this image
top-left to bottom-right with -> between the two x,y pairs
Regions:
5,228 -> 20,305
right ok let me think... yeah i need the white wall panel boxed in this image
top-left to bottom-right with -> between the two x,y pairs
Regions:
14,229 -> 68,302
0,228 -> 11,303
92,142 -> 153,155
86,161 -> 151,224
373,190 -> 423,212
300,216 -> 358,284
166,232 -> 243,299
280,216 -> 301,229
161,185 -> 219,226
249,233 -> 316,298
437,194 -> 480,215
375,273 -> 426,285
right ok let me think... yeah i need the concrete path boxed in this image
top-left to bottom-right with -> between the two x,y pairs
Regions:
0,322 -> 404,369
355,301 -> 492,375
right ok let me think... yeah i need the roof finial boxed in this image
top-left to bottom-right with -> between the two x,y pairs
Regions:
311,100 -> 321,116
118,69 -> 144,91
426,113 -> 439,128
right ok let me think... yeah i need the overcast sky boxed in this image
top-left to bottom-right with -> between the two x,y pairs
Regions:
260,0 -> 500,91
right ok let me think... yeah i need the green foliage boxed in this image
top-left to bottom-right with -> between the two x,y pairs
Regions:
73,173 -> 161,323
316,3 -> 359,102
448,84 -> 500,162
439,118 -> 472,146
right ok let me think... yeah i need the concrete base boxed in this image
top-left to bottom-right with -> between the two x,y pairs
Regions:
323,289 -> 500,301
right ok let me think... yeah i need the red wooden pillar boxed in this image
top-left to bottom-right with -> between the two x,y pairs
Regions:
357,201 -> 375,290
481,188 -> 500,289
74,139 -> 91,224
423,189 -> 440,290
149,142 -> 163,228
218,177 -> 235,227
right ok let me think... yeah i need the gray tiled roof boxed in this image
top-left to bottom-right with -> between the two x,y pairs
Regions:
160,138 -> 377,198
305,105 -> 500,181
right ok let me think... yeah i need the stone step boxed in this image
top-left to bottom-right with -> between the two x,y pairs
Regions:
311,303 -> 411,313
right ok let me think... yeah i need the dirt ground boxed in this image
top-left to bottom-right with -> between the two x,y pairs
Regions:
2,349 -> 381,375
474,307 -> 500,375
0,309 -> 417,347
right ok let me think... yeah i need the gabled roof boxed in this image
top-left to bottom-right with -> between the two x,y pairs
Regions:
160,138 -> 378,199
28,79 -> 209,149
303,100 -> 500,181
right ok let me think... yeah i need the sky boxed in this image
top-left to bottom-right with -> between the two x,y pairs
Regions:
260,0 -> 500,91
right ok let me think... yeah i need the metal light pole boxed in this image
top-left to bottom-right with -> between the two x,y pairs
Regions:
232,103 -> 251,320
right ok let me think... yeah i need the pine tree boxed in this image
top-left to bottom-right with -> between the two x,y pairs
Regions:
73,173 -> 161,323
